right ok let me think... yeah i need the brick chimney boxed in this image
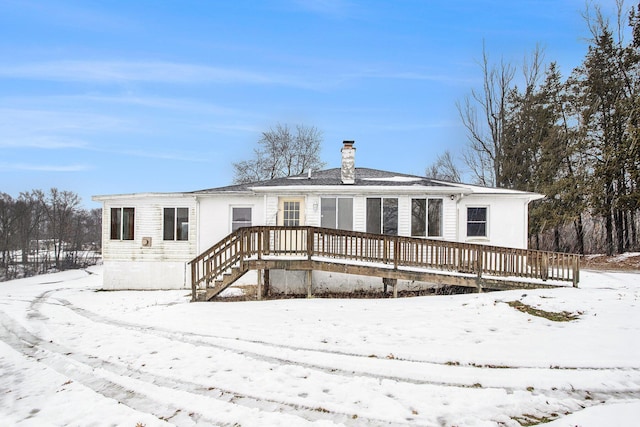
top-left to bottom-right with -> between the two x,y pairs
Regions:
341,140 -> 355,184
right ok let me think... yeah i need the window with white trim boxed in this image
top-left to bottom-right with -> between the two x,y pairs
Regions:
411,198 -> 443,237
321,197 -> 353,230
110,207 -> 135,240
366,198 -> 398,235
164,208 -> 189,241
467,207 -> 487,237
231,207 -> 252,232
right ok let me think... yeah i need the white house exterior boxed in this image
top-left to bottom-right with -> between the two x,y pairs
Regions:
93,141 -> 543,291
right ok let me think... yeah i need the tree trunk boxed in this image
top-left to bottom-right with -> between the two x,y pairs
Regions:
615,208 -> 625,254
605,209 -> 614,256
574,215 -> 585,255
630,210 -> 638,251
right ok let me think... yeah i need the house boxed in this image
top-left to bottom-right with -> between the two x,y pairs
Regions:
92,141 -> 546,293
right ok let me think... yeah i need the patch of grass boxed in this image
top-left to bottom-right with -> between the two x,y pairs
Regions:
511,413 -> 557,426
507,300 -> 579,322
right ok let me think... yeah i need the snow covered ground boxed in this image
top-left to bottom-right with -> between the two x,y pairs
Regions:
1,267 -> 639,426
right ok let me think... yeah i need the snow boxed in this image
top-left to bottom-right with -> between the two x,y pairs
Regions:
1,267 -> 639,426
361,176 -> 423,182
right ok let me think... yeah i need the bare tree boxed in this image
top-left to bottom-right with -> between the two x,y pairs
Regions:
0,193 -> 16,276
233,123 -> 325,184
41,188 -> 81,269
15,191 -> 44,268
457,44 -> 516,186
457,44 -> 545,187
425,150 -> 462,182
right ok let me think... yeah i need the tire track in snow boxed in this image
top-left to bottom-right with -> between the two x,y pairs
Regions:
50,294 -> 640,396
16,291 -> 419,426
51,291 -> 640,371
0,310 -> 224,426
13,286 -> 639,426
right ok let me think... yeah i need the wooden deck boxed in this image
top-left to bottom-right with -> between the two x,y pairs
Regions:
189,226 -> 580,301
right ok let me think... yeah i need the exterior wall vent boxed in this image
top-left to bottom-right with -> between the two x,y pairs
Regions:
141,237 -> 152,248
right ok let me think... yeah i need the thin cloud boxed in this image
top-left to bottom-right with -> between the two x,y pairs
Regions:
354,69 -> 478,85
0,162 -> 90,172
289,0 -> 354,18
0,60 -> 314,88
0,107 -> 133,136
0,136 -> 89,149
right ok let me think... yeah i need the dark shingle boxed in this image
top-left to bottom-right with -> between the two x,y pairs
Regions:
192,167 -> 455,194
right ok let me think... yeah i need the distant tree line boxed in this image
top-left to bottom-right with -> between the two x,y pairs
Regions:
430,1 -> 640,255
0,188 -> 101,280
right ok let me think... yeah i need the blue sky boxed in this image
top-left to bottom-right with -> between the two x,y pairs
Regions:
0,0 -> 603,208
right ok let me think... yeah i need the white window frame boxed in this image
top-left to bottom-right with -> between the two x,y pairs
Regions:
466,206 -> 489,239
321,197 -> 353,230
366,197 -> 398,236
110,207 -> 135,241
411,198 -> 443,238
163,207 -> 189,241
231,206 -> 253,232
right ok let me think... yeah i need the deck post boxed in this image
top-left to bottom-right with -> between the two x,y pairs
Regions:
190,262 -> 197,302
383,277 -> 398,297
307,227 -> 314,260
257,268 -> 263,300
306,269 -> 313,298
476,246 -> 483,293
393,237 -> 399,270
263,269 -> 270,297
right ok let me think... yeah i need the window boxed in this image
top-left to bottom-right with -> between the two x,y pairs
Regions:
283,201 -> 301,226
164,208 -> 189,241
411,199 -> 426,237
428,199 -> 443,237
467,207 -> 487,237
110,207 -> 135,240
321,197 -> 353,230
412,199 -> 443,237
232,207 -> 252,232
366,198 -> 397,235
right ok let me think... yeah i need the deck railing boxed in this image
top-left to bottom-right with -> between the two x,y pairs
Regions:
190,226 -> 580,296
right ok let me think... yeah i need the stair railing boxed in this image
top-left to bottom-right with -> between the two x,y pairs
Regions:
190,226 -> 581,300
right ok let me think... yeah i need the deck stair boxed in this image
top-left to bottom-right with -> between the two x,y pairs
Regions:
189,226 -> 580,302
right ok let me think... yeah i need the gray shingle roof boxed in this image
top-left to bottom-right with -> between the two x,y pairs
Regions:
192,168 -> 455,194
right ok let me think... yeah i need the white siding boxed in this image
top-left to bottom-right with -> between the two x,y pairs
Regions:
442,197 -> 457,241
100,195 -> 197,289
458,194 -> 529,248
102,197 -> 197,263
197,194 -> 265,250
265,195 -> 279,226
306,195 -> 321,226
397,196 -> 411,236
353,196 -> 366,232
